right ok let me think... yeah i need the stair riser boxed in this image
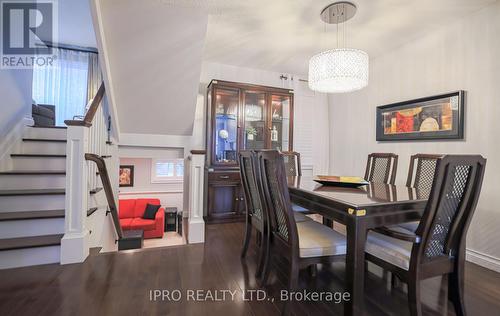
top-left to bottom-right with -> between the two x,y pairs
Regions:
12,157 -> 66,171
20,142 -> 66,155
0,246 -> 60,269
24,128 -> 66,140
0,195 -> 65,212
0,174 -> 65,190
0,218 -> 65,238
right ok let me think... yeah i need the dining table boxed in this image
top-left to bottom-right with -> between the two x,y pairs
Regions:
287,176 -> 428,316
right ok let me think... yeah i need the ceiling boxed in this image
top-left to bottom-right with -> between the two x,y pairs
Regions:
55,0 -> 97,48
198,0 -> 498,75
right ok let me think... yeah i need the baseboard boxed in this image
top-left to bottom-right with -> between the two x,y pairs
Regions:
466,248 -> 500,273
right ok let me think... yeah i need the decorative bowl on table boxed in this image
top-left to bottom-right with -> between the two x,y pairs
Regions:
313,176 -> 369,188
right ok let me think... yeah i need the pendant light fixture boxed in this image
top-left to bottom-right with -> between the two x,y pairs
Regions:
308,2 -> 369,93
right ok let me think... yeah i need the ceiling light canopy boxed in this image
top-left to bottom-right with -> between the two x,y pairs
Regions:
308,2 -> 369,94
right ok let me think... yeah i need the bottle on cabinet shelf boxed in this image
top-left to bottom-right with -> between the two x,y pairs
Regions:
271,125 -> 278,142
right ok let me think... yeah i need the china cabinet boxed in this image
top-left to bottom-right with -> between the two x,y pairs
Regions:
205,80 -> 294,223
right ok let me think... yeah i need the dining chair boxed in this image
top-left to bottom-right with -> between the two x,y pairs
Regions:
239,151 -> 267,278
280,151 -> 315,216
398,154 -> 442,232
281,151 -> 302,176
239,151 -> 311,278
257,150 -> 347,290
364,153 -> 399,184
366,155 -> 486,316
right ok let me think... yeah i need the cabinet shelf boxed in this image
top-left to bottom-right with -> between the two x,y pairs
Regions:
216,114 -> 237,120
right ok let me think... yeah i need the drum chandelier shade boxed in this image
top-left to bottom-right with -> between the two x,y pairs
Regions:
308,2 -> 369,93
308,48 -> 368,93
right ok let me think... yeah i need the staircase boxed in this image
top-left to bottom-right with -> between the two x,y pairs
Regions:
0,126 -> 67,269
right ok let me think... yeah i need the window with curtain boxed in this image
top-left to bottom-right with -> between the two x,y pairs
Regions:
32,47 -> 101,126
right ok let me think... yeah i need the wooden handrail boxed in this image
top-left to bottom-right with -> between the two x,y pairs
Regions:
190,150 -> 206,155
65,83 -> 106,127
85,153 -> 123,239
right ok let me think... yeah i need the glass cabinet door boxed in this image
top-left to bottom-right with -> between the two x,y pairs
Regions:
242,91 -> 266,150
214,88 -> 239,164
269,94 -> 291,151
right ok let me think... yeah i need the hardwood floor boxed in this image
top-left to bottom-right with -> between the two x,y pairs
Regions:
1,222 -> 499,316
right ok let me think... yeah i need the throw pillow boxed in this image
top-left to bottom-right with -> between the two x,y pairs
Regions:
143,203 -> 161,220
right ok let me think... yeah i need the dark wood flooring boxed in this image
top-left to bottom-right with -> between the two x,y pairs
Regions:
1,222 -> 499,316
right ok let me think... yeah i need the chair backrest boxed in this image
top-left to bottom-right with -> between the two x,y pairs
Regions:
364,153 -> 398,184
406,154 -> 442,198
239,151 -> 264,222
416,155 -> 486,262
281,151 -> 301,176
258,150 -> 298,253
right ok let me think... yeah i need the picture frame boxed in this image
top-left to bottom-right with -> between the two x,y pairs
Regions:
119,165 -> 134,187
376,91 -> 465,141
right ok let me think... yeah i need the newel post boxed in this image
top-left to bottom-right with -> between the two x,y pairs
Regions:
60,125 -> 90,264
187,150 -> 206,243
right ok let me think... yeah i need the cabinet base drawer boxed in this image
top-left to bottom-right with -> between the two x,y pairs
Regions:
208,171 -> 241,183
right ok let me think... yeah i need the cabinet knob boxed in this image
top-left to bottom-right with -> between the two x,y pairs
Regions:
219,175 -> 230,179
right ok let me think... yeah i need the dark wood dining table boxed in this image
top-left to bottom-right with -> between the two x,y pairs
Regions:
287,176 -> 428,316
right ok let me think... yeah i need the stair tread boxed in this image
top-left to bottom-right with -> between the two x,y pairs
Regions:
0,210 -> 65,221
22,138 -> 66,143
87,207 -> 98,216
11,154 -> 66,158
0,234 -> 63,251
31,125 -> 67,129
0,170 -> 65,175
0,189 -> 65,196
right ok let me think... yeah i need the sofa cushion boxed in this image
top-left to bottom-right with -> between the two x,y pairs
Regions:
119,199 -> 136,219
120,218 -> 133,228
129,218 -> 156,231
143,203 -> 161,219
134,198 -> 161,218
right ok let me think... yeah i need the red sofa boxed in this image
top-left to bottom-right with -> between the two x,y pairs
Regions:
119,198 -> 164,239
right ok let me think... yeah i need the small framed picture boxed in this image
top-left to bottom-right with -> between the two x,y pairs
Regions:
376,91 -> 465,141
119,165 -> 134,187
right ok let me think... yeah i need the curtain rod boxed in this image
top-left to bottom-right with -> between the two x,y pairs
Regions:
36,41 -> 98,54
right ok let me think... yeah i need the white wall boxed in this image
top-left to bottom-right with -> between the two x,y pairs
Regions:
0,69 -> 33,163
118,153 -> 184,211
328,3 -> 500,271
94,0 -> 208,136
200,62 -> 330,175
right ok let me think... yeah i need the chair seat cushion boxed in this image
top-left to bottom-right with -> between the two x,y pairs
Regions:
366,227 -> 414,270
129,218 -> 156,230
397,221 -> 419,232
294,212 -> 312,223
297,220 -> 346,258
292,203 -> 311,213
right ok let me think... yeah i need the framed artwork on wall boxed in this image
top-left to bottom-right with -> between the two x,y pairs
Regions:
119,165 -> 134,187
376,91 -> 465,141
